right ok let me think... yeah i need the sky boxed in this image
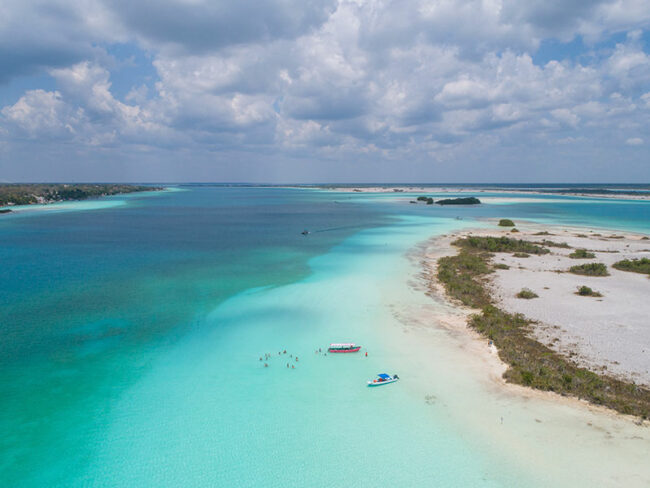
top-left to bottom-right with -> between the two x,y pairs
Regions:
0,0 -> 649,183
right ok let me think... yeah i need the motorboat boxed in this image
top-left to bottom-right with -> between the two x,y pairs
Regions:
367,373 -> 399,386
328,343 -> 361,353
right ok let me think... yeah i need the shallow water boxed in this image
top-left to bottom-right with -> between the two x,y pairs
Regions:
1,187 -> 649,486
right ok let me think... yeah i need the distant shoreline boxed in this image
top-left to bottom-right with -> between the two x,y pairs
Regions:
307,185 -> 650,201
0,184 -> 165,208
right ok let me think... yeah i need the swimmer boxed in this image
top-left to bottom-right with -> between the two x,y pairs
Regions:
287,363 -> 289,368
283,350 -> 287,354
259,357 -> 262,361
295,356 -> 299,362
291,365 -> 295,369
318,347 -> 321,353
264,363 -> 268,368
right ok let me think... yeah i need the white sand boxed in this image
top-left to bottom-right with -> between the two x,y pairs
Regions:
431,222 -> 650,386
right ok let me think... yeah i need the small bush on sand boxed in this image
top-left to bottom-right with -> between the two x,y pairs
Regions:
534,231 -> 552,236
516,288 -> 538,299
569,249 -> 595,259
499,219 -> 515,227
569,262 -> 609,276
535,239 -> 571,249
576,286 -> 602,297
511,228 -> 519,233
493,263 -> 510,270
613,258 -> 650,275
513,252 -> 530,258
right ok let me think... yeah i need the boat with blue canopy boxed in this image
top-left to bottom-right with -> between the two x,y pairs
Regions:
367,373 -> 399,387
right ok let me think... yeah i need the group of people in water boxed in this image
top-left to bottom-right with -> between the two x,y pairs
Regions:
259,350 -> 299,369
260,346 -> 368,368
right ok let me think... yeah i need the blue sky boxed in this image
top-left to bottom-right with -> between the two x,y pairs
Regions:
0,0 -> 649,183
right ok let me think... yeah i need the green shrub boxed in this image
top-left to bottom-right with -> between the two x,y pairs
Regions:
642,236 -> 649,240
576,286 -> 602,297
498,219 -> 515,227
569,249 -> 595,259
516,288 -> 538,299
426,198 -> 434,205
493,263 -> 510,270
453,236 -> 549,254
568,262 -> 609,276
416,196 -> 429,201
613,258 -> 650,275
533,231 -> 552,236
537,240 -> 571,249
511,228 -> 519,233
513,252 -> 530,258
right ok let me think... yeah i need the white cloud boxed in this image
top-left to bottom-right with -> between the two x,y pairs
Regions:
1,0 -> 650,180
626,137 -> 643,145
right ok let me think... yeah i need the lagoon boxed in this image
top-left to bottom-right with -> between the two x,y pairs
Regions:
1,186 -> 649,487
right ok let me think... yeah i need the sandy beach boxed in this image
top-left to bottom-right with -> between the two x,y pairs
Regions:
423,220 -> 650,389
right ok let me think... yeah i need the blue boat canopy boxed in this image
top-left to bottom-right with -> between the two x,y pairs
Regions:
378,373 -> 391,379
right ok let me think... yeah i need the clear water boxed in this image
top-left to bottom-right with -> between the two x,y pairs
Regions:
1,187 -> 649,487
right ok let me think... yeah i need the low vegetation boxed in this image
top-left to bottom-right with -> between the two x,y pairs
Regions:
510,228 -> 519,233
534,231 -> 552,236
453,236 -> 549,254
533,239 -> 571,249
498,219 -> 515,227
516,288 -> 538,299
613,258 -> 650,275
437,251 -> 492,309
469,307 -> 648,418
435,197 -> 481,205
569,249 -> 595,259
568,262 -> 609,276
576,286 -> 602,297
0,184 -> 161,206
494,263 -> 510,270
512,252 -> 530,258
436,240 -> 650,418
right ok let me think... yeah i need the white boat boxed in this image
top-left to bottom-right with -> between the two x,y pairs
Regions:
328,343 -> 361,353
367,373 -> 399,387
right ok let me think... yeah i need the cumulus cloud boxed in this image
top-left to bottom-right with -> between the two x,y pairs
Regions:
1,0 -> 650,180
626,137 -> 643,145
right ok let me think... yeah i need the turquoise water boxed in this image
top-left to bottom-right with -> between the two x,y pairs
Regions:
1,187 -> 649,487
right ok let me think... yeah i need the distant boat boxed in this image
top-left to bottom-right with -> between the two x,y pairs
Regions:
367,373 -> 399,386
301,230 -> 310,235
327,343 -> 361,353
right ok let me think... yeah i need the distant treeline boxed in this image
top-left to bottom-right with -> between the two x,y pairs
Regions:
0,184 -> 162,206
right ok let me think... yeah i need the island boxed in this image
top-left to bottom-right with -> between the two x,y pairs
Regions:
0,184 -> 163,207
435,197 -> 481,205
